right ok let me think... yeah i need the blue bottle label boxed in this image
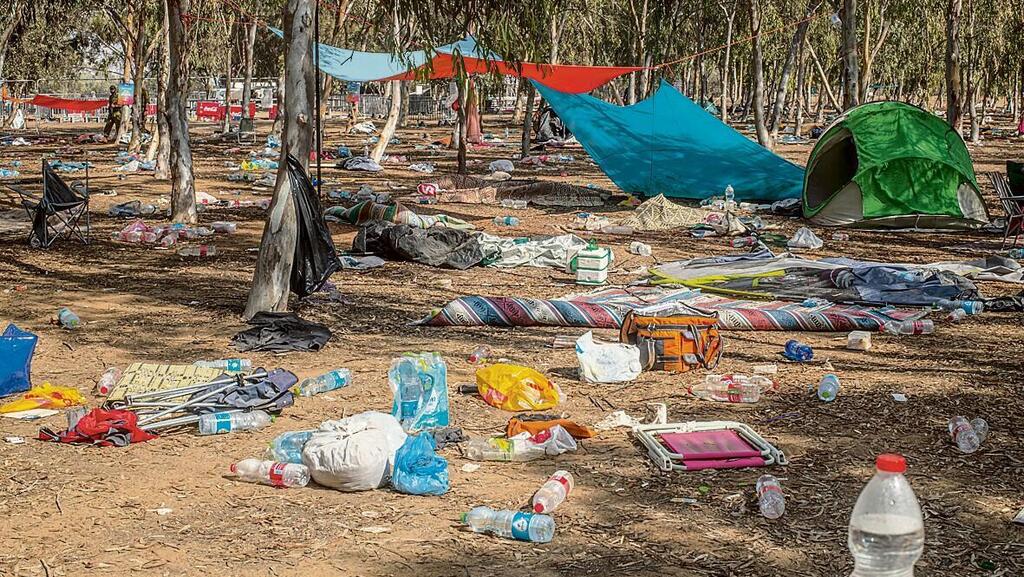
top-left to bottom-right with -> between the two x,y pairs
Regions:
214,413 -> 232,433
510,512 -> 532,541
226,359 -> 242,372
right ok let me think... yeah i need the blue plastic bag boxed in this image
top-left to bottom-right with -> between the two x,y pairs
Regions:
0,324 -> 37,397
391,433 -> 449,496
388,353 -> 450,433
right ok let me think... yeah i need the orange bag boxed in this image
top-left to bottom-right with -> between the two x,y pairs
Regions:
619,307 -> 723,373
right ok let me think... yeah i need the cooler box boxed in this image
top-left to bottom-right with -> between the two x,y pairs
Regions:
574,242 -> 613,285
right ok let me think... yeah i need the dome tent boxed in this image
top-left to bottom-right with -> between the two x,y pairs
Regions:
802,101 -> 989,228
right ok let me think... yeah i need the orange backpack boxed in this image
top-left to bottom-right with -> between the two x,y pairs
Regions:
619,306 -> 723,373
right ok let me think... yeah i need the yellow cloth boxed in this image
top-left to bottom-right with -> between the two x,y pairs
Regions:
0,383 -> 86,413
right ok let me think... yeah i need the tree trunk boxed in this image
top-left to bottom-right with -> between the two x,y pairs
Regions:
0,1 -> 26,81
718,1 -> 736,122
221,18 -> 234,134
244,0 -> 314,319
794,47 -> 807,136
945,0 -> 963,129
128,8 -> 147,154
749,0 -> 772,149
806,39 -> 842,112
455,76 -> 468,174
270,72 -> 285,135
769,0 -> 819,137
372,80 -> 402,162
166,0 -> 197,224
241,23 -> 257,120
840,0 -> 860,110
150,7 -> 171,178
521,82 -> 535,158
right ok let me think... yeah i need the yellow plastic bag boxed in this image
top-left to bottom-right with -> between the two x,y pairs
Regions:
0,383 -> 86,414
475,364 -> 563,411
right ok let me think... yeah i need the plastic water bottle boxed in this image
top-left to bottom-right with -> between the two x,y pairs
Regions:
500,199 -> 528,209
194,359 -> 251,372
1008,248 -> 1024,259
532,470 -> 574,513
783,339 -> 813,361
756,474 -> 785,519
178,245 -> 216,257
211,221 -> 237,234
293,368 -> 351,397
468,346 -> 490,365
57,307 -> 81,329
230,458 -> 310,488
947,416 -> 980,453
848,454 -> 924,577
724,184 -> 735,207
465,437 -> 520,461
881,320 -> 935,335
396,359 -> 421,421
731,236 -> 757,248
461,506 -> 555,543
629,241 -> 652,256
266,430 -> 315,463
198,410 -> 272,435
690,374 -> 765,403
817,374 -> 840,401
946,308 -> 966,322
96,367 -> 121,395
493,216 -> 520,227
970,417 -> 989,444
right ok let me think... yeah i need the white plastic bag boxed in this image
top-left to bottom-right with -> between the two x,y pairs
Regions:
488,159 -> 515,173
575,331 -> 642,384
301,411 -> 408,492
788,226 -> 824,249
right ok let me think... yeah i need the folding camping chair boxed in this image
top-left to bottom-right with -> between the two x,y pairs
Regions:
6,160 -> 90,248
237,116 -> 257,144
987,171 -> 1024,248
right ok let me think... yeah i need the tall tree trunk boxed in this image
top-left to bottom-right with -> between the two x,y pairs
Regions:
150,7 -> 171,178
455,76 -> 468,173
0,1 -> 26,80
241,23 -> 257,120
270,71 -> 285,135
749,0 -> 772,149
521,82 -> 535,158
794,48 -> 807,136
166,0 -> 197,224
244,0 -> 314,319
128,8 -> 147,154
115,38 -> 135,143
372,80 -> 402,162
840,0 -> 860,110
945,0 -> 963,129
806,39 -> 842,111
769,0 -> 819,136
221,17 -> 234,134
717,1 -> 736,122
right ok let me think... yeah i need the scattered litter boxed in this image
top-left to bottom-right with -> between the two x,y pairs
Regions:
488,159 -> 515,172
891,393 -> 908,402
787,227 -> 824,250
4,436 -> 25,444
150,507 -> 174,516
593,410 -> 642,431
575,331 -> 642,384
408,162 -> 436,173
847,330 -> 872,351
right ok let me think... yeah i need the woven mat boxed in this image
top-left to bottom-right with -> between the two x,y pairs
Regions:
106,363 -> 223,401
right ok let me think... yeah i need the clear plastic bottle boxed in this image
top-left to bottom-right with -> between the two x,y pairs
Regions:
266,430 -> 315,463
194,358 -> 252,372
461,506 -> 555,543
468,346 -> 491,365
532,470 -> 574,513
293,368 -> 351,397
817,374 -> 840,401
848,454 -> 924,577
211,221 -> 237,234
731,236 -> 757,248
724,184 -> 735,208
689,374 -> 765,403
946,308 -> 967,323
756,474 -> 785,519
395,359 -> 421,422
158,233 -> 178,248
198,410 -> 272,435
629,241 -> 652,256
500,199 -> 528,209
970,417 -> 989,444
881,320 -> 935,335
178,245 -> 216,257
947,416 -> 980,453
464,436 -> 553,462
230,458 -> 310,488
493,216 -> 520,227
96,367 -> 121,395
57,307 -> 81,329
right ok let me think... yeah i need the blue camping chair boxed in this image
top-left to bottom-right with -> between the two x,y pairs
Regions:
0,324 -> 38,397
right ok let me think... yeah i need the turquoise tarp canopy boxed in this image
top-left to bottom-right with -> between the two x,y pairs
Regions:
534,80 -> 804,201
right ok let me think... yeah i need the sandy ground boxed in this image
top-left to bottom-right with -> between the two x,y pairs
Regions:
0,113 -> 1023,577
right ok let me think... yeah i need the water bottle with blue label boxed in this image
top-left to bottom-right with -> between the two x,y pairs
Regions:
388,353 -> 449,432
293,369 -> 351,397
266,430 -> 315,463
194,359 -> 252,372
197,410 -> 272,435
461,506 -> 555,543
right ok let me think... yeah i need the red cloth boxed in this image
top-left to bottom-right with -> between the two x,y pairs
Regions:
38,408 -> 157,447
31,95 -> 109,112
386,55 -> 642,94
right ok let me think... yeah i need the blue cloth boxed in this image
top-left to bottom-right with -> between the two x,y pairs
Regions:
0,324 -> 37,397
267,28 -> 497,82
534,80 -> 804,201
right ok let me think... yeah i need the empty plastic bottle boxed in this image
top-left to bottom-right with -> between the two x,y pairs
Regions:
690,374 -> 766,403
468,346 -> 491,365
461,506 -> 555,543
266,430 -> 315,463
198,410 -> 272,435
629,241 -> 652,256
724,184 -> 735,207
1008,248 -> 1024,259
178,245 -> 216,257
194,358 -> 251,372
500,199 -> 528,209
293,368 -> 351,397
881,320 -> 935,336
395,359 -> 421,422
935,299 -> 984,315
532,470 -> 574,513
57,307 -> 81,329
731,236 -> 758,248
158,233 -> 178,248
493,216 -> 520,227
970,417 -> 989,444
96,367 -> 121,395
211,221 -> 237,234
948,416 -> 980,453
817,374 -> 840,402
756,474 -> 785,519
230,458 -> 310,488
783,339 -> 813,361
946,308 -> 967,322
848,454 -> 924,577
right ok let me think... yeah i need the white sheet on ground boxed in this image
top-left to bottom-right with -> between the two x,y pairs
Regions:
478,233 -> 588,269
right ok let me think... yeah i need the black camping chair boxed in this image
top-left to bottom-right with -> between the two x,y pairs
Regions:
987,171 -> 1024,248
6,160 -> 90,248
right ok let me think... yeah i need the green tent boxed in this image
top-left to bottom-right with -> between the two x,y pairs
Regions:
803,101 -> 989,229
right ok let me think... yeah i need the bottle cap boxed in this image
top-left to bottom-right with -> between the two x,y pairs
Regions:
459,512 -> 468,523
534,503 -> 544,513
876,453 -> 906,473
229,463 -> 237,473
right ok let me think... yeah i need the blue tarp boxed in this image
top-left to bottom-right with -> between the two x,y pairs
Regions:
534,80 -> 805,201
267,28 -> 497,83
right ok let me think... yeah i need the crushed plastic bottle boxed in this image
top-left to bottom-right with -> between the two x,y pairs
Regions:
464,426 -> 577,462
629,241 -> 652,256
532,470 -> 574,513
946,308 -> 967,323
947,416 -> 980,453
293,368 -> 351,397
468,346 -> 491,365
266,430 -> 315,463
500,199 -> 528,209
723,184 -> 735,209
57,307 -> 81,329
848,454 -> 924,577
756,474 -> 785,519
970,417 -> 989,445
177,245 -> 216,257
783,339 -> 813,361
461,506 -> 555,543
230,458 -> 310,488
881,320 -> 935,336
690,374 -> 770,403
493,216 -> 520,227
731,236 -> 758,248
194,359 -> 251,372
96,367 -> 121,395
198,410 -> 272,435
817,374 -> 840,401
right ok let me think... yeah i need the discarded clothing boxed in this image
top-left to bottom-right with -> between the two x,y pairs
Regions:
431,427 -> 469,449
339,254 -> 386,270
338,156 -> 382,172
38,408 -> 157,447
353,221 -> 488,269
325,200 -> 473,229
478,233 -> 588,269
231,312 -> 332,353
507,414 -> 596,439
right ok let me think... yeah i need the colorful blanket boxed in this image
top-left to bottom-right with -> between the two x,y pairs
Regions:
415,287 -> 922,331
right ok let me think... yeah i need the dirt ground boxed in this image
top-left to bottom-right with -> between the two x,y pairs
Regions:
1,112 -> 1022,577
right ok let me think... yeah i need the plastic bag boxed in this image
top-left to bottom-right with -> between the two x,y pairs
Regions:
302,411 -> 407,491
391,433 -> 449,496
475,363 -> 563,411
0,324 -> 37,397
0,383 -> 85,414
388,353 -> 450,432
575,331 -> 642,383
788,226 -> 824,249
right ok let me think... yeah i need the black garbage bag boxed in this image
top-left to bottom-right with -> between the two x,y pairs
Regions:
353,220 -> 486,269
285,154 -> 340,297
